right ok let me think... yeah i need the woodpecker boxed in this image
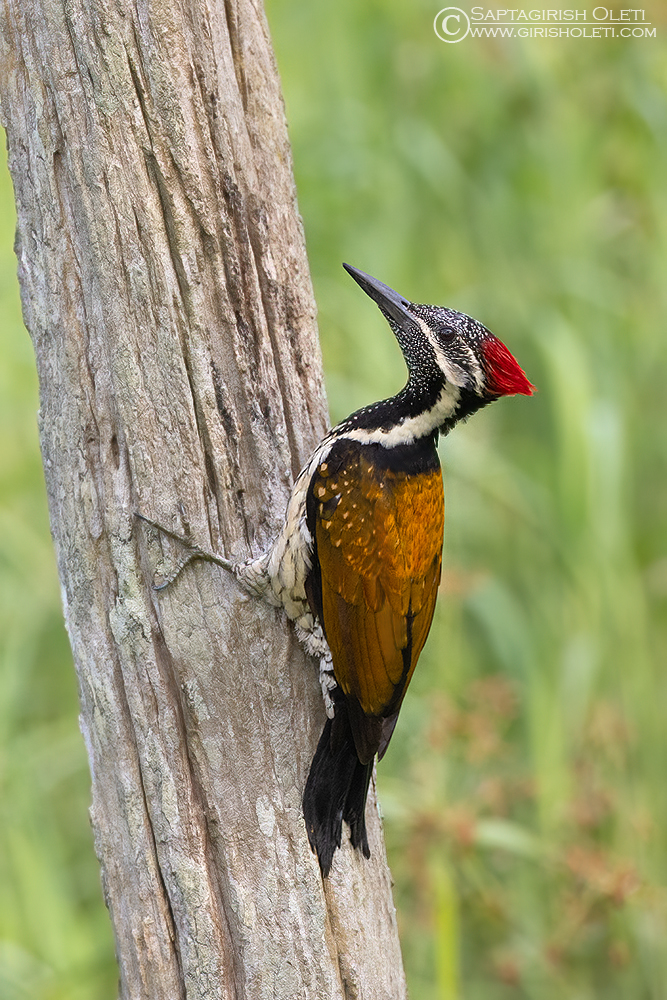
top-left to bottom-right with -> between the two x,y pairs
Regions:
139,264 -> 534,877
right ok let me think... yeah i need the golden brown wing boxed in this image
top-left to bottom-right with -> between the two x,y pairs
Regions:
311,443 -> 444,734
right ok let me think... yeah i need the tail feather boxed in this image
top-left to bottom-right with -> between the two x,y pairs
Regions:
303,710 -> 373,877
343,755 -> 373,856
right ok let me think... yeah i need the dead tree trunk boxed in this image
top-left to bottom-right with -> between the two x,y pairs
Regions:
0,0 -> 407,997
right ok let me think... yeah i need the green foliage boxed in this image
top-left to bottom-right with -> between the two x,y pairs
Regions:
266,3 -> 667,997
2,4 -> 667,996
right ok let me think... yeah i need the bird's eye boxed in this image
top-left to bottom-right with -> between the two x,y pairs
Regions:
437,325 -> 457,342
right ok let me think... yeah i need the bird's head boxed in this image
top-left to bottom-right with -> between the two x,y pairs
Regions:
343,263 -> 534,432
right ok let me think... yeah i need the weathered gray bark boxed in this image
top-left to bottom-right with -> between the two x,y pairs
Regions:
0,1 -> 407,997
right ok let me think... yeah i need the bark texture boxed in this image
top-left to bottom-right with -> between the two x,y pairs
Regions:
0,0 -> 407,996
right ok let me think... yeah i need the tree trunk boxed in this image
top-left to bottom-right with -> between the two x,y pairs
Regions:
0,1 -> 407,997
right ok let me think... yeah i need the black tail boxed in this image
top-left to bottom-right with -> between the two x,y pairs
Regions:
303,707 -> 373,877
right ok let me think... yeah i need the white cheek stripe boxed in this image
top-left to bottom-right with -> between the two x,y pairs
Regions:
413,316 -> 484,394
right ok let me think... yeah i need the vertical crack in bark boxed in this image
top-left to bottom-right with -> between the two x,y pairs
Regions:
248,237 -> 310,480
150,624 -> 243,1000
220,0 -> 249,116
143,151 -> 191,307
132,750 -> 188,1000
102,638 -> 187,997
125,42 -> 154,151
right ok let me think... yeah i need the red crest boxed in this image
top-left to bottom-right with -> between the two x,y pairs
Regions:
482,335 -> 535,397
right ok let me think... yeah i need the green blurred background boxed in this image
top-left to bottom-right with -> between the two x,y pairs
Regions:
1,1 -> 666,996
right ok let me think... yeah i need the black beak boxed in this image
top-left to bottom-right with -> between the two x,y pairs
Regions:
343,263 -> 418,332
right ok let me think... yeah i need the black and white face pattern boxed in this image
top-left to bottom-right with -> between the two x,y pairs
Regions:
381,302 -> 490,399
340,265 -> 534,443
343,264 -> 491,400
